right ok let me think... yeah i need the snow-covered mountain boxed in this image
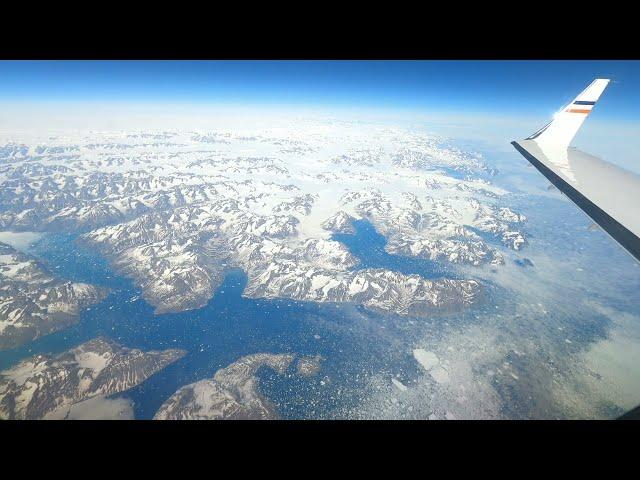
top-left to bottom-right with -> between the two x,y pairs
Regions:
154,353 -> 320,420
0,122 -> 526,319
0,337 -> 185,419
0,242 -> 108,350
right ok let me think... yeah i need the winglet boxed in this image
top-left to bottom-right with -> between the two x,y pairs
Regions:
526,79 -> 610,148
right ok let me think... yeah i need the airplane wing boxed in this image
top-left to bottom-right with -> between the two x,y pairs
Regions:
511,78 -> 640,262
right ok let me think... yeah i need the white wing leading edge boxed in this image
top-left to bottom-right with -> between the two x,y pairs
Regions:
512,78 -> 640,263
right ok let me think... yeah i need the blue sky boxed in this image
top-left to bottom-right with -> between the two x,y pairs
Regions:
1,60 -> 639,120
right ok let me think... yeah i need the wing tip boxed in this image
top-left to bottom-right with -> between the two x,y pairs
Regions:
522,78 -> 610,145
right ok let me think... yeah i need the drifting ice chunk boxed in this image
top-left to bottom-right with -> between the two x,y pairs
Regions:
413,349 -> 439,371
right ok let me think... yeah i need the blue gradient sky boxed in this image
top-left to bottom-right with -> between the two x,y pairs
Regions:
0,60 -> 639,119
1,60 -> 638,168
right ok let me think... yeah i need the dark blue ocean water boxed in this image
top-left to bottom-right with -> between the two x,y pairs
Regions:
333,219 -> 459,280
0,220 -> 463,419
2,181 -> 632,419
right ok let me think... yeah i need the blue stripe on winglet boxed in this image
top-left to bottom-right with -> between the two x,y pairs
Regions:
574,100 -> 596,105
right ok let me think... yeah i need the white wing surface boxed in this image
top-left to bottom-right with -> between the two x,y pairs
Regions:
512,78 -> 640,262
